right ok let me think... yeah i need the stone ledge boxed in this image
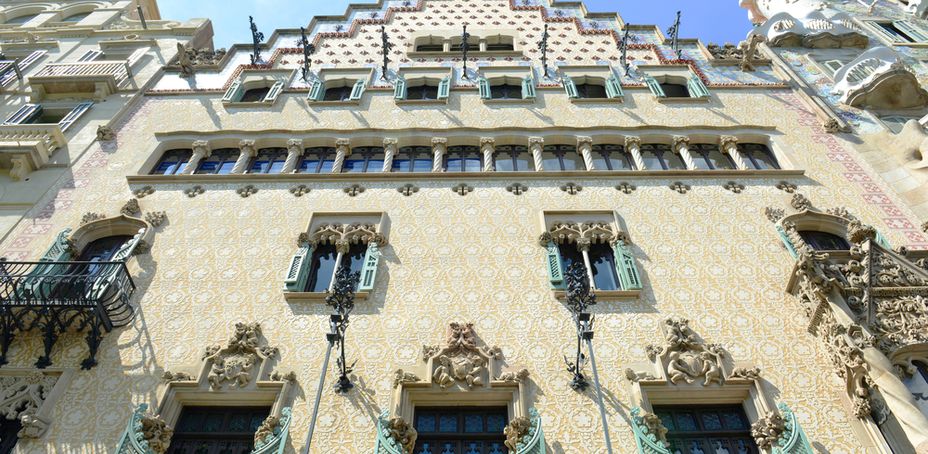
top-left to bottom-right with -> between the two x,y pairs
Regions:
283,291 -> 369,303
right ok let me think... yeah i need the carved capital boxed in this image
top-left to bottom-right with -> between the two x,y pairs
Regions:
528,136 -> 544,148
335,138 -> 351,155
192,140 -> 211,156
286,139 -> 303,152
431,137 -> 448,145
576,136 -> 593,148
383,137 -> 398,147
238,140 -> 257,156
624,136 -> 641,149
480,137 -> 495,146
672,135 -> 690,153
719,135 -> 739,152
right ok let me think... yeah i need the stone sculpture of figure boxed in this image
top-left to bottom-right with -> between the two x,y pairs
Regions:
699,350 -> 723,386
448,322 -> 476,350
740,35 -> 764,72
387,417 -> 418,453
96,125 -> 116,141
177,42 -> 194,77
503,416 -> 532,451
666,351 -> 695,384
253,414 -> 280,446
140,413 -> 173,454
433,355 -> 455,388
466,356 -> 486,388
751,410 -> 786,450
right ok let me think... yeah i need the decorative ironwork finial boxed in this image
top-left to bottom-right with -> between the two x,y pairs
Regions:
326,265 -> 360,394
299,27 -> 316,82
249,16 -> 265,65
618,25 -> 631,76
461,25 -> 471,79
538,23 -> 550,79
381,25 -> 393,80
667,11 -> 682,59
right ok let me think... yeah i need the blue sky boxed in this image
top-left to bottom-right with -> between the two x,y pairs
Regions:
158,0 -> 752,49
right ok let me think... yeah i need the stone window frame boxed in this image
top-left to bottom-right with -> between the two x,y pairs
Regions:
638,65 -> 711,103
407,29 -> 523,58
774,207 -> 891,259
0,5 -> 48,28
283,211 -> 389,303
221,69 -> 291,106
0,368 -> 75,443
476,66 -> 536,103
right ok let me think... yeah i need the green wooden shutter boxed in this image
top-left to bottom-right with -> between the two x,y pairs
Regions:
58,102 -> 93,132
644,75 -> 665,97
21,228 -> 73,299
478,77 -> 491,99
562,76 -> 578,98
544,241 -> 565,289
357,242 -> 382,292
308,80 -> 324,101
3,104 -> 42,124
349,79 -> 366,100
605,75 -> 624,99
393,77 -> 407,100
263,81 -> 284,103
521,76 -> 536,99
437,76 -> 451,99
284,243 -> 313,291
895,20 -> 928,42
776,225 -> 798,259
687,76 -> 710,98
875,231 -> 891,250
222,80 -> 243,102
613,241 -> 642,290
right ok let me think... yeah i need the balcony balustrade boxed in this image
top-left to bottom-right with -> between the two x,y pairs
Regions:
28,60 -> 131,100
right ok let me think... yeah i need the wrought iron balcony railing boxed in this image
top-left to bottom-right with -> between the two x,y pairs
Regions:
0,260 -> 135,369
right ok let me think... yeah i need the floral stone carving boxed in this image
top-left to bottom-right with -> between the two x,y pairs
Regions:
504,416 -> 532,451
425,322 -> 501,390
647,318 -> 725,386
115,403 -> 173,454
751,410 -> 785,450
203,322 -> 279,390
0,372 -> 57,438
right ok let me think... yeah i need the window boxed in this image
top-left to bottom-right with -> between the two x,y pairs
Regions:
305,242 -> 367,292
323,85 -> 353,102
309,77 -> 366,102
660,82 -> 690,98
563,75 -> 618,99
195,148 -> 239,175
904,361 -> 928,416
490,83 -> 522,100
166,406 -> 270,454
645,75 -> 709,99
222,80 -> 284,104
873,21 -> 928,43
0,418 -> 20,454
738,143 -> 780,170
4,13 -> 38,25
406,83 -> 440,100
575,83 -> 608,99
298,147 -> 336,174
639,144 -> 686,170
689,144 -> 735,170
249,148 -> 288,174
541,145 -> 583,171
444,146 -> 482,172
76,236 -> 131,262
151,149 -> 192,175
450,36 -> 479,52
557,243 -> 621,291
240,87 -> 271,103
653,405 -> 758,454
591,144 -> 634,170
415,36 -> 445,52
343,147 -> 385,173
413,407 -> 508,454
3,102 -> 92,131
392,146 -> 433,173
485,35 -> 515,51
479,76 -> 534,100
879,115 -> 919,134
60,11 -> 91,23
493,145 -> 532,171
798,230 -> 850,251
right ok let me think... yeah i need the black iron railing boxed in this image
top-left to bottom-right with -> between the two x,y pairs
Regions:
0,260 -> 135,369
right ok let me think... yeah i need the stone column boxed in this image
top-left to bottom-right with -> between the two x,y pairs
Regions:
332,138 -> 351,174
625,136 -> 645,170
529,137 -> 544,171
577,136 -> 595,171
432,137 -> 447,172
720,135 -> 748,170
576,238 -> 596,287
282,139 -> 303,174
180,140 -> 211,175
230,140 -> 257,174
672,135 -> 695,170
481,137 -> 495,172
382,138 -> 398,172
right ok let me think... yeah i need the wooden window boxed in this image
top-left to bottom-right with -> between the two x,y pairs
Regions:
413,407 -> 508,454
653,405 -> 758,454
660,82 -> 690,98
323,85 -> 354,102
343,147 -> 385,173
737,143 -> 780,170
239,86 -> 271,103
639,144 -> 686,170
557,243 -> 621,291
444,145 -> 482,172
195,148 -> 239,175
298,147 -> 336,174
406,83 -> 440,100
591,144 -> 634,170
166,406 -> 270,454
392,146 -> 433,173
689,144 -> 735,170
493,145 -> 532,172
489,83 -> 522,100
151,149 -> 192,175
249,148 -> 288,174
798,230 -> 850,251
541,145 -> 583,171
76,236 -> 132,262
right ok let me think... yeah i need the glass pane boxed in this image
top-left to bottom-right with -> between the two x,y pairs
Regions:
228,414 -> 249,432
589,243 -> 619,291
203,413 -> 223,432
706,150 -> 734,170
416,442 -> 436,454
560,153 -> 583,171
486,414 -> 506,432
488,443 -> 505,454
417,414 -> 437,433
464,414 -> 483,433
268,159 -> 285,173
541,152 -> 561,171
464,442 -> 482,454
307,244 -> 338,292
392,158 -> 410,172
557,244 -> 583,271
578,83 -> 608,98
195,161 -> 218,174
675,413 -> 698,431
701,413 -> 722,430
690,153 -> 712,170
319,158 -> 334,173
298,159 -> 319,173
413,158 -> 433,172
657,412 -> 675,431
721,412 -> 746,430
640,150 -> 664,170
345,243 -> 367,277
663,152 -> 687,170
439,414 -> 457,432
440,443 -> 455,454
462,156 -> 482,172
747,150 -> 778,170
250,160 -> 269,173
446,158 -> 464,172
217,160 -> 236,174
342,159 -> 366,173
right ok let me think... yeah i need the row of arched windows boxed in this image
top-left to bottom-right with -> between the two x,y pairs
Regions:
2,8 -> 93,26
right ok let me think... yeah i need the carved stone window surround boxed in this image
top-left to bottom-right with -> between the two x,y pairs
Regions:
0,368 -> 74,440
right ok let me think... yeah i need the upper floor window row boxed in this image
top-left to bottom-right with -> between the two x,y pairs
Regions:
413,34 -> 516,53
149,140 -> 781,175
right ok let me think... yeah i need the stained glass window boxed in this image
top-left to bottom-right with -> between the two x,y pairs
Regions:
414,408 -> 508,454
653,405 -> 758,454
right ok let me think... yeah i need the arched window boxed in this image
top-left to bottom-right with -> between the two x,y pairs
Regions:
77,235 -> 132,262
343,147 -> 385,173
493,145 -> 532,172
195,148 -> 239,174
738,143 -> 780,170
639,144 -> 686,170
298,147 -> 336,174
324,85 -> 354,102
689,144 -> 735,170
591,144 -> 634,170
489,83 -> 522,100
249,148 -> 288,174
392,146 -> 433,173
444,146 -> 482,172
406,83 -> 440,100
60,11 -> 91,23
240,87 -> 271,103
4,13 -> 39,25
660,82 -> 690,98
151,149 -> 192,175
542,145 -> 583,171
798,230 -> 850,251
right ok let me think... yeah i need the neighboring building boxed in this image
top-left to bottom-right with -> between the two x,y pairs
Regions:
0,1 -> 214,241
740,0 -> 928,224
1,0 -> 928,453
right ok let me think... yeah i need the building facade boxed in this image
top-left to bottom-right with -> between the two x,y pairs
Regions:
1,0 -> 928,453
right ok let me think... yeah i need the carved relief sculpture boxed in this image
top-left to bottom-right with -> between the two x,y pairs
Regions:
203,322 -> 279,390
0,372 -> 57,438
423,322 -> 501,390
646,318 -> 726,386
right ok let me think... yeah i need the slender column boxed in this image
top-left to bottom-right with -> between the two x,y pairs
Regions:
282,139 -> 303,174
577,136 -> 595,171
432,137 -> 447,172
529,136 -> 544,171
481,137 -> 495,172
382,138 -> 397,172
332,138 -> 351,174
230,139 -> 256,174
720,135 -> 748,170
576,239 -> 596,288
180,140 -> 211,175
625,136 -> 645,170
328,240 -> 350,291
672,135 -> 695,170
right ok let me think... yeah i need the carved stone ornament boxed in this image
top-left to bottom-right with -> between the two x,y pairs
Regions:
426,322 -> 501,390
751,410 -> 785,450
161,371 -> 194,382
0,372 -> 57,438
624,368 -> 657,382
81,212 -> 105,225
133,186 -> 155,199
393,369 -> 420,388
669,182 -> 690,194
387,416 -> 418,453
145,211 -> 167,228
630,407 -> 670,450
504,416 -> 532,451
121,198 -> 140,216
646,318 -> 726,386
203,322 -> 279,390
139,411 -> 173,454
790,193 -> 812,211
496,368 -> 530,383
546,222 -> 623,251
254,414 -> 280,446
729,366 -> 762,380
96,125 -> 116,141
764,207 -> 785,223
308,223 -> 385,253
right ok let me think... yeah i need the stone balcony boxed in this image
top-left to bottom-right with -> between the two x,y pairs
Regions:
28,60 -> 130,101
833,47 -> 928,110
0,123 -> 65,180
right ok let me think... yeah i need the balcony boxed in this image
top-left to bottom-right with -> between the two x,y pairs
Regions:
833,46 -> 928,109
0,123 -> 65,180
28,60 -> 130,101
0,260 -> 135,369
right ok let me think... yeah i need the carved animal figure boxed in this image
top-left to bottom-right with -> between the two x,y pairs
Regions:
503,416 -> 532,451
387,417 -> 417,453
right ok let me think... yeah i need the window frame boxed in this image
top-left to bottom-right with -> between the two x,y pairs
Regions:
541,144 -> 584,171
443,145 -> 483,172
737,143 -> 780,170
392,146 -> 433,173
492,145 -> 533,172
249,147 -> 288,174
194,148 -> 240,175
342,146 -> 385,173
412,407 -> 509,454
639,143 -> 686,170
688,143 -> 736,170
590,144 -> 634,171
151,149 -> 192,175
297,147 -> 337,174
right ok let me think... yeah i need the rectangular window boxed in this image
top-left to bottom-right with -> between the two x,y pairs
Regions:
151,149 -> 192,175
414,407 -> 508,454
166,406 -> 270,454
557,243 -> 620,291
493,145 -> 532,172
653,405 -> 758,454
305,242 -> 368,292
